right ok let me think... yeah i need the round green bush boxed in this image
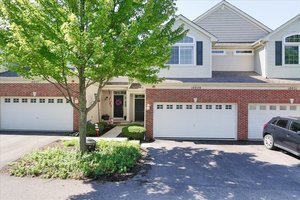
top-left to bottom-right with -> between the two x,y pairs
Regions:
86,122 -> 104,137
122,125 -> 146,140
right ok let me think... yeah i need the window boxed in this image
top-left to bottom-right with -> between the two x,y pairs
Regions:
216,105 -> 222,109
249,105 -> 256,110
166,105 -> 173,109
290,121 -> 300,132
157,105 -> 163,109
284,34 -> 300,65
186,105 -> 192,109
30,99 -> 36,103
234,50 -> 253,55
196,105 -> 202,109
259,105 -> 266,110
270,105 -> 276,110
4,98 -> 10,103
276,120 -> 288,129
206,105 -> 212,109
212,50 -> 225,55
280,106 -> 287,110
176,105 -> 183,109
225,105 -> 232,110
13,98 -> 19,103
48,99 -> 54,103
290,106 -> 297,111
57,99 -> 63,103
39,99 -> 45,103
22,98 -> 28,103
167,36 -> 195,65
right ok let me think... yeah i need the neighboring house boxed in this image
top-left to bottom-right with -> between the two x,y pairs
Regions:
0,0 -> 300,141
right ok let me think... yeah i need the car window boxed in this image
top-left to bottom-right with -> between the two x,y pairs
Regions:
271,119 -> 278,125
290,121 -> 300,132
276,120 -> 288,129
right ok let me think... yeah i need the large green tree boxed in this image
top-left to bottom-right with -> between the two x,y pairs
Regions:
0,0 -> 186,151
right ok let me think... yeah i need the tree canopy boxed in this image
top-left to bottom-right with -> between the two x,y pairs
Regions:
0,0 -> 186,151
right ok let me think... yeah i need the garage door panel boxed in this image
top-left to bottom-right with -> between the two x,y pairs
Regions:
0,97 -> 73,131
248,104 -> 300,140
153,103 -> 237,139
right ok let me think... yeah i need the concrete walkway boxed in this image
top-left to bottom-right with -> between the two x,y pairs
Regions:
100,126 -> 124,138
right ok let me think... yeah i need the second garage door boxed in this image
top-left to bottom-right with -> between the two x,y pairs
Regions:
248,104 -> 300,140
0,97 -> 73,131
153,103 -> 237,139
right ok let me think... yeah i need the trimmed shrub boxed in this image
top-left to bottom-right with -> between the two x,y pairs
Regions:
86,122 -> 96,136
122,125 -> 146,140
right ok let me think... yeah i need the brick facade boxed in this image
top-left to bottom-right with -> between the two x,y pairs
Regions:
145,88 -> 300,140
0,83 -> 80,131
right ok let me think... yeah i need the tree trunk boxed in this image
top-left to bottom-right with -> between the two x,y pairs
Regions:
79,77 -> 87,152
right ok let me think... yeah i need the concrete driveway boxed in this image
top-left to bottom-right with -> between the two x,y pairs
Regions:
1,140 -> 300,200
0,131 -> 65,169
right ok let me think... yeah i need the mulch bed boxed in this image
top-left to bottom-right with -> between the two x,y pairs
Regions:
1,140 -> 148,182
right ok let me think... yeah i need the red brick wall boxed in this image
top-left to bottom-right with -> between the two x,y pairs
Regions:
145,89 -> 300,140
0,83 -> 80,131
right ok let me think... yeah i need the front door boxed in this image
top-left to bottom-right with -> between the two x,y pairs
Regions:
135,98 -> 145,121
114,95 -> 124,118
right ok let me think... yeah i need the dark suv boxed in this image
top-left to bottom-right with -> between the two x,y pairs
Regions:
263,116 -> 300,157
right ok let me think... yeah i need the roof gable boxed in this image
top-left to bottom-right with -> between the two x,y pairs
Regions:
193,1 -> 271,43
262,14 -> 300,41
176,15 -> 218,42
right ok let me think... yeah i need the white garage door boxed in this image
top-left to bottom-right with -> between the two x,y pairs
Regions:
153,103 -> 237,139
0,97 -> 73,131
248,104 -> 300,140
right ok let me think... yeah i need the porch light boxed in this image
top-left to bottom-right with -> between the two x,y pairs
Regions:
146,103 -> 151,111
32,91 -> 37,97
193,98 -> 198,103
74,98 -> 79,104
290,98 -> 294,104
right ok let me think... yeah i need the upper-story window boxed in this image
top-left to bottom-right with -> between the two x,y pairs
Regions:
167,36 -> 195,65
284,34 -> 300,65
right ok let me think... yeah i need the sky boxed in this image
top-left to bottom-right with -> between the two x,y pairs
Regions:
175,0 -> 300,30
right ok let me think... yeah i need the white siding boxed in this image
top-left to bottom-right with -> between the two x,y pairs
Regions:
254,46 -> 266,77
159,19 -> 212,78
86,85 -> 100,123
194,6 -> 269,43
212,49 -> 254,71
266,20 -> 300,78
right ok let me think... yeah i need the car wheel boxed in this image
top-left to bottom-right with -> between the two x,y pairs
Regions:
264,134 -> 275,150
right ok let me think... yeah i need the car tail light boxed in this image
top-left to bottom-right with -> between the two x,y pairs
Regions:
263,123 -> 268,129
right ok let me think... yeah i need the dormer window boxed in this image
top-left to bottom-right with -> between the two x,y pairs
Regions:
284,34 -> 300,65
167,36 -> 195,65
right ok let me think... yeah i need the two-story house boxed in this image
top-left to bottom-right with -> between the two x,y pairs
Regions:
1,1 -> 300,141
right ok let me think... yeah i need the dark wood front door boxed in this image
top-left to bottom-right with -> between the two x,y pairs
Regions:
114,95 -> 124,118
135,98 -> 145,121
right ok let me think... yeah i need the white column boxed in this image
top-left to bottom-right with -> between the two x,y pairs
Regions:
126,91 -> 130,121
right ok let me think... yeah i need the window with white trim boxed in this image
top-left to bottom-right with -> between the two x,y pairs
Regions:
39,99 -> 45,103
4,98 -> 10,103
284,34 -> 300,65
216,105 -> 222,110
157,105 -> 163,109
167,105 -> 173,109
212,50 -> 225,55
48,99 -> 54,103
22,98 -> 28,103
57,99 -> 63,103
225,105 -> 232,110
13,98 -> 19,103
176,105 -> 182,109
234,50 -> 253,55
196,105 -> 202,109
30,99 -> 36,103
186,105 -> 192,109
206,105 -> 212,109
167,36 -> 195,65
